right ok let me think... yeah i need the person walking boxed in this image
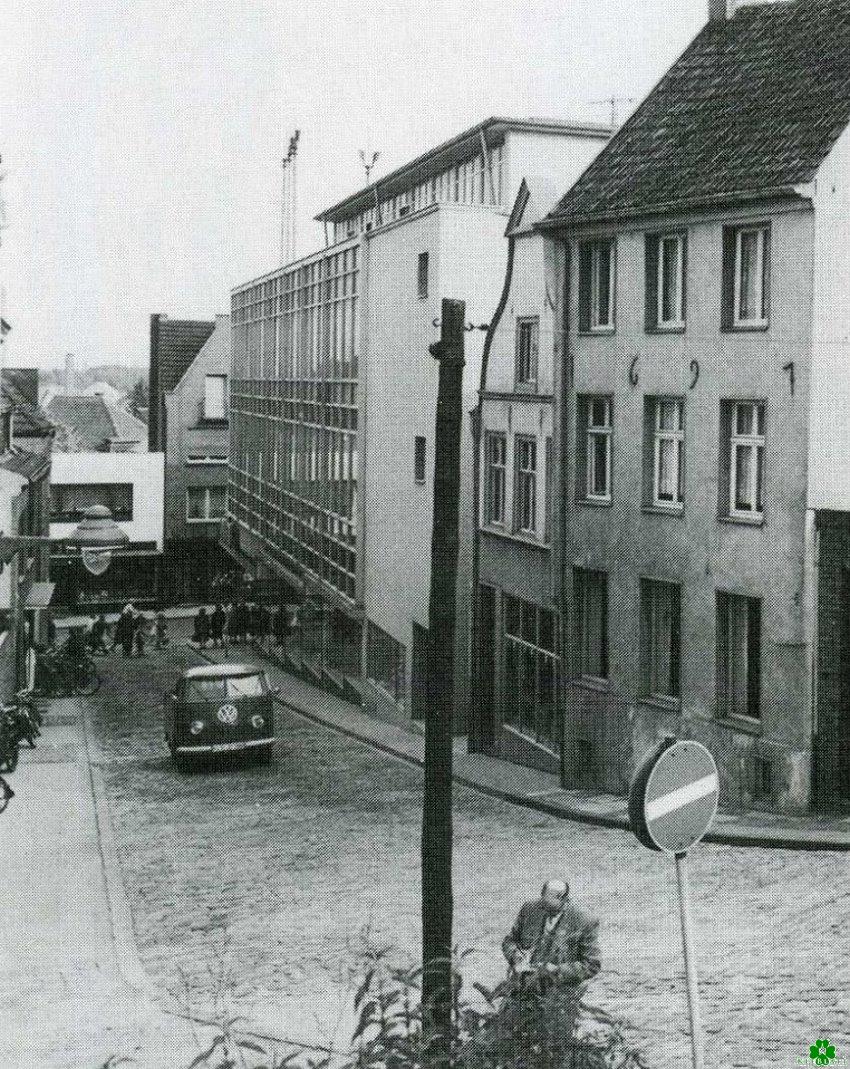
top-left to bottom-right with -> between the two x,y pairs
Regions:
210,604 -> 226,648
116,605 -> 135,658
193,606 -> 210,649
154,611 -> 169,650
87,613 -> 110,655
500,878 -> 601,1049
133,612 -> 149,657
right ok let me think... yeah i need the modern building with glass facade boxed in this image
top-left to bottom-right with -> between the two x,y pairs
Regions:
227,116 -> 609,720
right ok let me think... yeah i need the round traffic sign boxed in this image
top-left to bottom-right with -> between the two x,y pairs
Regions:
629,739 -> 719,853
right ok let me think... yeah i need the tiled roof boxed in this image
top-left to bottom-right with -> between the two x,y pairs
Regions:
2,371 -> 54,437
154,317 -> 215,393
546,0 -> 850,225
46,395 -> 145,451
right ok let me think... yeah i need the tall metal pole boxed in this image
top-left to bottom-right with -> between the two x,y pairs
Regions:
422,298 -> 465,1060
674,851 -> 704,1069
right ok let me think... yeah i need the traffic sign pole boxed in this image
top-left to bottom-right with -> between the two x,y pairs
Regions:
674,850 -> 704,1069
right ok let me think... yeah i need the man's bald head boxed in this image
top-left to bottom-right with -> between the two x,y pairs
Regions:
540,878 -> 569,914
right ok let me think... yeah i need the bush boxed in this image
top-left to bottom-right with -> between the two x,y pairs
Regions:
160,939 -> 646,1069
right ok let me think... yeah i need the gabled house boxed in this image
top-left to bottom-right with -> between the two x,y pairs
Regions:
521,0 -> 850,812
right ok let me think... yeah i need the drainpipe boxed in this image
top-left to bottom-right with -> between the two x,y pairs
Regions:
555,238 -> 572,786
468,232 -> 516,754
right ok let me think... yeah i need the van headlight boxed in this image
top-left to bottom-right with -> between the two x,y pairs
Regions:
190,720 -> 205,735
251,715 -> 265,729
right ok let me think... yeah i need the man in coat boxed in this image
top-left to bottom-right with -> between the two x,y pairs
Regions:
501,878 -> 600,1045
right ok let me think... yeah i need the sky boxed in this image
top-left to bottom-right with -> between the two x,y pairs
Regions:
0,0 -> 707,370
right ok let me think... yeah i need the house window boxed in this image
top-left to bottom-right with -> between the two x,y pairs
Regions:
502,595 -> 559,750
484,432 -> 506,525
582,397 -> 612,502
187,454 -> 228,465
574,569 -> 608,682
186,486 -> 226,522
417,252 -> 429,299
203,374 -> 228,420
723,224 -> 770,329
717,593 -> 761,720
646,233 -> 686,329
641,579 -> 681,701
725,401 -> 765,519
414,435 -> 426,484
544,437 -> 553,544
515,317 -> 539,388
366,621 -> 406,706
579,239 -> 615,332
514,436 -> 537,535
649,398 -> 684,509
50,483 -> 133,522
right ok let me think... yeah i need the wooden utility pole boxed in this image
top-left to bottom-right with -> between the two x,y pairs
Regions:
422,298 -> 465,1060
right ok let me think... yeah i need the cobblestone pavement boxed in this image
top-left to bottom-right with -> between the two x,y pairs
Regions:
89,637 -> 850,1068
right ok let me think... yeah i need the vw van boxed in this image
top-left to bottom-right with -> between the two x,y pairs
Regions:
164,663 -> 276,768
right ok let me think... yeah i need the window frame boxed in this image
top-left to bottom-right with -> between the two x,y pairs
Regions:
651,397 -> 685,511
579,239 -> 616,333
723,223 -> 771,331
514,316 -> 540,389
483,431 -> 507,527
186,485 -> 226,523
584,396 -> 612,503
640,578 -> 682,704
203,374 -> 228,421
414,435 -> 426,485
728,401 -> 765,520
716,591 -> 761,721
502,594 -> 559,750
513,434 -> 538,536
657,233 -> 686,329
417,252 -> 429,299
574,568 -> 609,684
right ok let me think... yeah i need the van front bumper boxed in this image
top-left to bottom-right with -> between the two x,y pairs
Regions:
176,737 -> 276,754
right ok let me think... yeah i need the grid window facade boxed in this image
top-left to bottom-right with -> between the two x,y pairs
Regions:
502,595 -> 559,751
230,241 -> 360,600
514,436 -> 537,535
484,432 -> 506,526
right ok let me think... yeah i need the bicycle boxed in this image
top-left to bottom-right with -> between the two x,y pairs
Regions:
34,651 -> 101,697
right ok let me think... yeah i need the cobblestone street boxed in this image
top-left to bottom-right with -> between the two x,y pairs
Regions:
90,637 -> 849,1068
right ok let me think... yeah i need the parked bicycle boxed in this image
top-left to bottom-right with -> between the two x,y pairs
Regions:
34,648 -> 101,698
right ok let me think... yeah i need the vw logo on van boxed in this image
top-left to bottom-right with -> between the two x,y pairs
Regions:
217,704 -> 239,726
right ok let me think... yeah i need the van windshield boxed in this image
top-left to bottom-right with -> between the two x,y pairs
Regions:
183,674 -> 266,703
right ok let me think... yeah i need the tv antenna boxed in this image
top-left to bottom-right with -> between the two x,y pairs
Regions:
590,95 -> 636,130
359,149 -> 380,185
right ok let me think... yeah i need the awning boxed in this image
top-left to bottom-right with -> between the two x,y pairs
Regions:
25,581 -> 55,609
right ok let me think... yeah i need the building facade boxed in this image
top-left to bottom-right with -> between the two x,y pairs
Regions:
228,116 -> 609,724
157,315 -> 232,603
501,0 -> 850,813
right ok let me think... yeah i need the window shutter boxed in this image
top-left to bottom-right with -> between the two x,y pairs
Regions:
721,227 -> 736,330
761,227 -> 771,322
578,244 -> 592,332
680,234 -> 688,323
644,235 -> 659,331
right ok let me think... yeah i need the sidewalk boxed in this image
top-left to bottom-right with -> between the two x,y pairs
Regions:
198,640 -> 850,852
0,699 -> 209,1068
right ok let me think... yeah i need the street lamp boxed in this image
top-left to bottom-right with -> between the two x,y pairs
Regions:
65,505 -> 130,575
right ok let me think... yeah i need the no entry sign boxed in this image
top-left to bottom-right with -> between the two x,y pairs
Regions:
629,739 -> 720,853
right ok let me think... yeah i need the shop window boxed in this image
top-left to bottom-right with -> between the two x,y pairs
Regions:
503,595 -> 559,751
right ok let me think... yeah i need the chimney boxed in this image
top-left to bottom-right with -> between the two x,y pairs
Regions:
64,352 -> 76,395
